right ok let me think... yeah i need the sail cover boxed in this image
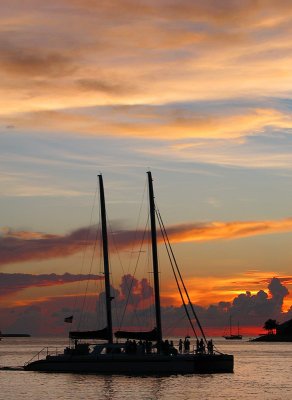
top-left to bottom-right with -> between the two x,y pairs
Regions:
114,328 -> 158,341
69,327 -> 109,340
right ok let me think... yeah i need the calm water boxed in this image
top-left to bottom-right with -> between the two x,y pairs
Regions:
0,337 -> 291,400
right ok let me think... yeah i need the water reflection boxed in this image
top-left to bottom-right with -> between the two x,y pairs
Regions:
102,376 -> 116,400
1,339 -> 292,400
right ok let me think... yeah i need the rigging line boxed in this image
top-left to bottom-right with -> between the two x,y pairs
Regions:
84,223 -> 103,330
109,258 -> 120,331
126,178 -> 148,276
72,180 -> 99,327
106,219 -> 124,328
106,178 -> 148,329
107,219 -> 126,276
156,208 -> 208,344
97,223 -> 106,328
163,311 -> 191,338
144,238 -> 155,329
156,212 -> 198,340
118,215 -> 150,331
78,222 -> 100,330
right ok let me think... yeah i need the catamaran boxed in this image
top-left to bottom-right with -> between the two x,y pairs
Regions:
24,172 -> 233,374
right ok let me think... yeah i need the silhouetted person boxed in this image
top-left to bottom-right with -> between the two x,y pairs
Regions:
184,337 -> 190,353
207,339 -> 214,354
179,339 -> 183,353
196,339 -> 200,354
199,338 -> 205,353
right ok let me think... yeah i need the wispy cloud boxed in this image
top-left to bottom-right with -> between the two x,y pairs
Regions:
5,106 -> 292,141
2,0 -> 292,134
165,218 -> 292,242
0,272 -> 103,296
2,217 -> 292,266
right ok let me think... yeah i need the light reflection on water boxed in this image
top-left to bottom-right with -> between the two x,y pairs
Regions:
0,338 -> 291,400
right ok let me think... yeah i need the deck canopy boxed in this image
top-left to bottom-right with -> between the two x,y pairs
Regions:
114,328 -> 158,341
69,327 -> 109,340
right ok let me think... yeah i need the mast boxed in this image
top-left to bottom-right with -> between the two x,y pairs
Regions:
98,174 -> 113,344
147,171 -> 163,346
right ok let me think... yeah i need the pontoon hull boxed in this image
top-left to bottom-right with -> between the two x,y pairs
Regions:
24,353 -> 233,374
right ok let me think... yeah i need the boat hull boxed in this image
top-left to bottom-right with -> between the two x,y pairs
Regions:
24,353 -> 233,374
223,335 -> 242,340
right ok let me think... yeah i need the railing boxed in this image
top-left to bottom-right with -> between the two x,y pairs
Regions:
24,347 -> 61,366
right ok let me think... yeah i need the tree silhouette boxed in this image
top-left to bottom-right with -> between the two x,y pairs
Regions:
263,319 -> 278,334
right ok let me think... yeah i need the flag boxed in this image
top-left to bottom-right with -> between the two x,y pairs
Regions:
64,315 -> 73,323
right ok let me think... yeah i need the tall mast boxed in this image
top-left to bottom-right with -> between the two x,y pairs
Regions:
98,174 -> 113,344
147,171 -> 163,346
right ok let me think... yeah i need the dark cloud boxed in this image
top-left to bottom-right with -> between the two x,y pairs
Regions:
201,277 -> 290,330
268,277 -> 289,302
115,276 -> 291,334
119,274 -> 153,306
0,272 -> 103,296
72,275 -> 290,332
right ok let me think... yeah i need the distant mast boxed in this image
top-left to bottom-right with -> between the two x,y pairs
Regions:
98,174 -> 113,344
147,171 -> 163,347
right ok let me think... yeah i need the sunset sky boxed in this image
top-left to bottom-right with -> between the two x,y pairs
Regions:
1,0 -> 292,337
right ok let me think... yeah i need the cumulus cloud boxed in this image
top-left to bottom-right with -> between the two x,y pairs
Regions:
119,274 -> 153,306
1,274 -> 290,336
129,276 -> 291,334
0,273 -> 155,335
212,277 -> 290,328
268,277 -> 289,310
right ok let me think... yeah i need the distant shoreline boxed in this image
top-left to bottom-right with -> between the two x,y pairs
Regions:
251,334 -> 292,342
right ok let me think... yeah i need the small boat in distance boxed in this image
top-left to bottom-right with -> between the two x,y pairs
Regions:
223,316 -> 242,340
24,172 -> 234,374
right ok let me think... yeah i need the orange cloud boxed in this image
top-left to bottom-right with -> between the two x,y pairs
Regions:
165,218 -> 292,243
2,217 -> 292,266
5,107 -> 292,141
163,271 -> 292,307
2,0 -> 292,130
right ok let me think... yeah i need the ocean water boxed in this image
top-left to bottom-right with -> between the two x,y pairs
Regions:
0,337 -> 291,400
